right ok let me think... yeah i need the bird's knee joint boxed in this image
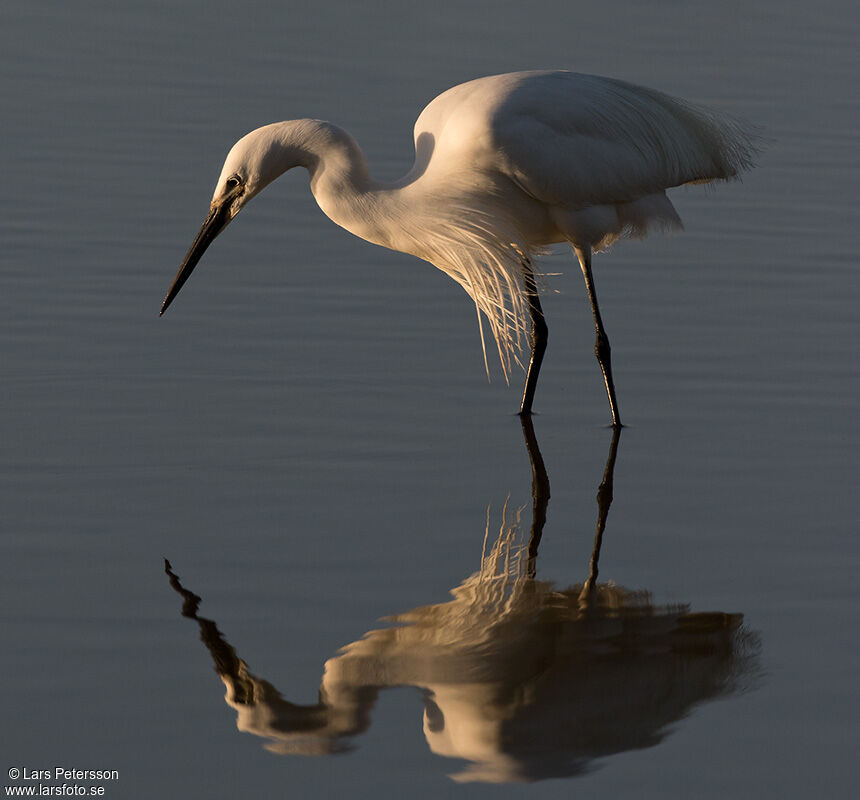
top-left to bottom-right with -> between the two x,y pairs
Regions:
594,334 -> 611,362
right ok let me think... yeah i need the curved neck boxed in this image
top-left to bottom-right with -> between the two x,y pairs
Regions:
287,121 -> 375,190
258,119 -> 373,196
262,120 -> 409,250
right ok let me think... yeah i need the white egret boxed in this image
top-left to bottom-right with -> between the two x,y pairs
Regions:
161,71 -> 757,425
165,422 -> 757,780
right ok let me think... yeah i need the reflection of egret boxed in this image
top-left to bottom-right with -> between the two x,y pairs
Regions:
160,71 -> 757,424
166,421 -> 759,782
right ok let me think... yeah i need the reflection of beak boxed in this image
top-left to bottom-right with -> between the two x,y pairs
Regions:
160,202 -> 232,315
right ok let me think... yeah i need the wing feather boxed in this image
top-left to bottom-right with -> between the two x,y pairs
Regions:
417,71 -> 758,209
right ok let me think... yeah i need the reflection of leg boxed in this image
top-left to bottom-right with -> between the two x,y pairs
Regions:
520,415 -> 550,579
519,260 -> 549,416
581,426 -> 622,598
575,246 -> 622,428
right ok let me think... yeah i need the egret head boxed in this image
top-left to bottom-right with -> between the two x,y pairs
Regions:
160,124 -> 307,315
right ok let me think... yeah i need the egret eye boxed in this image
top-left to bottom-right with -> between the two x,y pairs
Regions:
225,176 -> 242,191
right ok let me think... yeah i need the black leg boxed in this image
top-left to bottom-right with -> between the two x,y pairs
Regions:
575,246 -> 622,428
520,415 -> 550,579
518,260 -> 549,416
579,426 -> 622,604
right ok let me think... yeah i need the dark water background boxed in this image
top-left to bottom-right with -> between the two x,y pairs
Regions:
2,0 -> 858,797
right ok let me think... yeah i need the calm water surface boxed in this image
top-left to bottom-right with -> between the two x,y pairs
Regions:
2,1 -> 858,797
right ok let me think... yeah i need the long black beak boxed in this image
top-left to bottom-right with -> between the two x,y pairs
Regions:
160,202 -> 232,316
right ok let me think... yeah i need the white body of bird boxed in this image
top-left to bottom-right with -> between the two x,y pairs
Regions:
162,71 -> 756,422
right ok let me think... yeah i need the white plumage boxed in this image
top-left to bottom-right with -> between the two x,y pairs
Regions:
162,70 -> 757,424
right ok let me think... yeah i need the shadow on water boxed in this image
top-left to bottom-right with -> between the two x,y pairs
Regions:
165,422 -> 760,783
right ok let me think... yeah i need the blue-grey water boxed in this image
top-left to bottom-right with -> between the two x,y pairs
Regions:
2,0 -> 858,797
